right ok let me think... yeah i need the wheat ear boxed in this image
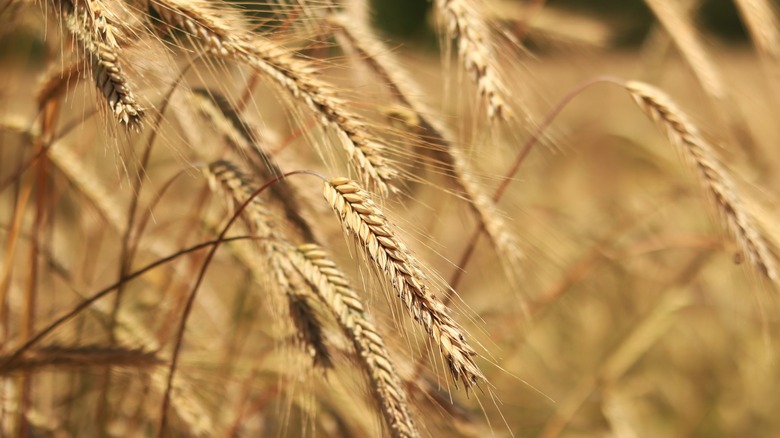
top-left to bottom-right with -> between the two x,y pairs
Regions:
56,0 -> 144,128
206,161 -> 333,369
291,244 -> 419,438
323,178 -> 484,390
149,0 -> 395,195
329,13 -> 524,277
625,80 -> 778,284
436,0 -> 510,121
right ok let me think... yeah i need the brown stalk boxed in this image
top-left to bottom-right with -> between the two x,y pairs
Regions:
0,346 -> 161,374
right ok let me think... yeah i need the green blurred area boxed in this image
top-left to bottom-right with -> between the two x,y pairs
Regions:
370,0 -> 766,44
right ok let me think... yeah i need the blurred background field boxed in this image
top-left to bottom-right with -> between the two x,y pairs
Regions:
2,0 -> 780,436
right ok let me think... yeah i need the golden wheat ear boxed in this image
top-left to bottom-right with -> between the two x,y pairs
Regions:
436,0 -> 511,121
291,244 -> 419,438
57,0 -> 144,129
323,177 -> 484,391
624,80 -> 779,285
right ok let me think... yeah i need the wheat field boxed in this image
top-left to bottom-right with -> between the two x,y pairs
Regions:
1,0 -> 780,436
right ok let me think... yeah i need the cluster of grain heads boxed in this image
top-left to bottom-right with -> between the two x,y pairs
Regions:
148,0 -> 396,195
205,161 -> 418,437
323,178 -> 484,391
624,80 -> 779,285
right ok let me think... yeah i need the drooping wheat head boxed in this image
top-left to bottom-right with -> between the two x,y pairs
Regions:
291,244 -> 419,438
56,0 -> 145,129
436,0 -> 510,121
323,177 -> 484,391
625,80 -> 779,284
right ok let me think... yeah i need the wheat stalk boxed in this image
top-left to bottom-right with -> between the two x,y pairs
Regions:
36,58 -> 81,106
291,244 -> 419,438
625,80 -> 778,284
56,0 -> 144,128
149,0 -> 396,195
734,0 -> 780,59
436,0 -> 510,121
0,346 -> 160,374
323,177 -> 484,390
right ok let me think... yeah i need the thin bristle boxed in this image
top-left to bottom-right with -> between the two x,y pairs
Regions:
625,80 -> 778,284
323,177 -> 484,390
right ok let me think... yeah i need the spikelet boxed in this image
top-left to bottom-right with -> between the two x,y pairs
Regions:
291,244 -> 419,438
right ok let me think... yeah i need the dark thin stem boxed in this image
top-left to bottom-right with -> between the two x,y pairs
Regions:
111,60 -> 199,339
